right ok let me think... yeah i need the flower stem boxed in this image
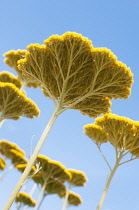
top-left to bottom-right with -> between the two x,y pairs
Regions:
96,153 -> 123,210
34,178 -> 48,210
4,105 -> 63,210
0,118 -> 4,128
62,184 -> 71,210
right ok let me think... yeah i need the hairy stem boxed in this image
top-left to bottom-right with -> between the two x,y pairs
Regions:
96,153 -> 123,210
4,105 -> 63,210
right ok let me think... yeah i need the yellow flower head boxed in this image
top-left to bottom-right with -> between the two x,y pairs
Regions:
35,155 -> 71,182
3,149 -> 27,166
15,32 -> 133,117
84,124 -> 108,144
94,113 -> 139,153
67,169 -> 87,186
4,50 -> 38,88
0,140 -> 25,156
0,156 -> 6,170
0,72 -> 22,89
0,82 -> 40,121
45,179 -> 66,197
67,191 -> 82,206
15,192 -> 36,207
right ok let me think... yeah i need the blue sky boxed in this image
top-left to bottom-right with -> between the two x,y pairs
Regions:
1,0 -> 139,209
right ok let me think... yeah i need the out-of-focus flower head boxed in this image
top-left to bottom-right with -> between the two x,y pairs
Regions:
0,140 -> 27,166
67,191 -> 82,206
44,179 -> 66,197
15,192 -> 36,207
0,156 -> 6,170
67,169 -> 87,186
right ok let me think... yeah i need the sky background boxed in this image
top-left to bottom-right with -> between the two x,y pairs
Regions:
1,0 -> 139,210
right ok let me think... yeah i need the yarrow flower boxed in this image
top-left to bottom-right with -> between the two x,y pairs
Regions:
0,81 -> 40,122
4,50 -> 38,88
0,140 -> 27,166
67,169 -> 87,186
15,192 -> 36,207
4,32 -> 133,118
3,32 -> 133,210
0,140 -> 25,156
84,124 -> 108,144
84,113 -> 139,209
67,191 -> 82,206
0,71 -> 22,89
33,155 -> 71,184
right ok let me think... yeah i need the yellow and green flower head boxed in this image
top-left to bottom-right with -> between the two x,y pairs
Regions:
0,140 -> 27,166
3,50 -> 38,88
0,82 -> 40,121
8,149 -> 28,166
84,124 -> 108,144
0,72 -> 22,89
7,31 -> 133,118
85,113 -> 139,156
0,140 -> 25,156
15,192 -> 36,207
1,149 -> 27,166
34,155 -> 71,183
45,179 -> 66,197
67,169 -> 87,186
0,156 -> 6,170
67,191 -> 82,206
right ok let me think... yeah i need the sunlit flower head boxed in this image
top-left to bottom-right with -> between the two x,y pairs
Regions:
35,155 -> 71,182
0,72 -> 22,89
84,124 -> 108,144
4,50 -> 38,88
8,31 -> 133,118
0,82 -> 40,121
86,113 -> 139,155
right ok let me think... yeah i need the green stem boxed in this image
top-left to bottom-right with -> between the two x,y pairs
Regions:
4,105 -> 63,210
96,153 -> 123,210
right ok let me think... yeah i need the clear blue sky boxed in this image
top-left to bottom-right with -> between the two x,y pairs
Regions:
1,0 -> 139,210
